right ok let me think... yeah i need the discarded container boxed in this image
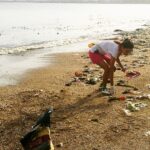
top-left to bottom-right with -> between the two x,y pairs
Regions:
136,94 -> 150,100
126,71 -> 141,79
108,96 -> 126,102
126,102 -> 139,112
20,108 -> 54,150
75,71 -> 83,77
146,84 -> 150,89
123,109 -> 132,116
101,89 -> 111,96
122,89 -> 131,94
144,131 -> 150,137
83,67 -> 93,73
122,89 -> 142,95
86,77 -> 98,85
126,102 -> 147,112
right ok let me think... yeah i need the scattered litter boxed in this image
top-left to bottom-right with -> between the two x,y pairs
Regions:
126,102 -> 147,112
90,118 -> 99,122
136,94 -> 150,100
83,67 -> 94,73
146,84 -> 150,89
65,66 -> 102,86
65,77 -> 81,86
130,91 -> 142,95
134,102 -> 147,108
20,108 -> 54,150
56,142 -> 63,147
75,71 -> 83,77
65,82 -> 72,86
123,109 -> 132,116
126,71 -> 141,79
122,89 -> 142,95
126,96 -> 135,101
122,89 -> 131,94
100,88 -> 111,96
86,77 -> 99,85
108,96 -> 126,102
126,102 -> 140,112
144,131 -> 150,137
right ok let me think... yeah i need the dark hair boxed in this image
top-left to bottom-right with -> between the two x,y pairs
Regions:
122,38 -> 134,49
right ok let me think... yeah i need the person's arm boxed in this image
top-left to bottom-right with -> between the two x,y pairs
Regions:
116,57 -> 126,72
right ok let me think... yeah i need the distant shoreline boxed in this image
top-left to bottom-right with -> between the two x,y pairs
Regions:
0,1 -> 150,4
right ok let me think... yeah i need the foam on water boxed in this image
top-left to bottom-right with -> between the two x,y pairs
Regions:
0,3 -> 150,86
0,3 -> 150,55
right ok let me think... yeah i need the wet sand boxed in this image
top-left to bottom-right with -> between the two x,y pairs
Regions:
0,26 -> 150,149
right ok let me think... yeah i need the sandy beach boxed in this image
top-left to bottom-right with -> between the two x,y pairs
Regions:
0,26 -> 150,149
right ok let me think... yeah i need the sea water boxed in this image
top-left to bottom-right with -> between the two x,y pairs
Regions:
1,3 -> 150,54
0,2 -> 150,86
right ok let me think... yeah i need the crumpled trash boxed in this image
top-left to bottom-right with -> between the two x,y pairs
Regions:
144,131 -> 150,137
146,84 -> 150,89
75,71 -> 83,77
65,81 -> 72,86
117,79 -> 125,85
123,109 -> 132,116
83,67 -> 94,73
126,102 -> 140,112
126,71 -> 141,79
134,102 -> 148,108
126,102 -> 147,112
20,108 -> 54,150
136,94 -> 150,100
126,96 -> 135,101
65,77 -> 81,86
108,96 -> 126,102
122,89 -> 142,95
86,77 -> 99,85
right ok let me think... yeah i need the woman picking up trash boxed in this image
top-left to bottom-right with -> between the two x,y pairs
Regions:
88,38 -> 134,95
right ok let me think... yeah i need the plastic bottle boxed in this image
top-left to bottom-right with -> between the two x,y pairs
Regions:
108,96 -> 126,102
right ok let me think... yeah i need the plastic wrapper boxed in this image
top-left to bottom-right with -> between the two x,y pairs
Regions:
20,108 -> 54,150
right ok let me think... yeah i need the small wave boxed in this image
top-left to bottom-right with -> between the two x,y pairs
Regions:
0,36 -> 89,55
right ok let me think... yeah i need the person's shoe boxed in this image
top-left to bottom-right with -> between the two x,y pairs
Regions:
100,87 -> 111,96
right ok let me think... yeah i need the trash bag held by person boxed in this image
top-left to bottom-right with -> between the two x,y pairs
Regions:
88,38 -> 134,95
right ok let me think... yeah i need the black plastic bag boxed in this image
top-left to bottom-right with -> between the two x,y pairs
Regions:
20,108 -> 54,150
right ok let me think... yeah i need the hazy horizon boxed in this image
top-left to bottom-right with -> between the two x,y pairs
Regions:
0,0 -> 150,4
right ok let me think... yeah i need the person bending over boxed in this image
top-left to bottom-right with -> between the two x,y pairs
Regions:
88,38 -> 134,95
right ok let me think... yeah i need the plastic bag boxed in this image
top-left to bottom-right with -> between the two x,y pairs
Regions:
20,108 -> 54,150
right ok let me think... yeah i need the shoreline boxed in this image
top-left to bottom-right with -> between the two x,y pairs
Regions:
0,26 -> 150,149
0,24 -> 146,87
0,41 -> 88,87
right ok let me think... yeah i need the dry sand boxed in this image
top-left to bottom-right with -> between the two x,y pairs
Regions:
0,27 -> 150,150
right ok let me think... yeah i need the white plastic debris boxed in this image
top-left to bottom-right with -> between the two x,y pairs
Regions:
126,102 -> 147,112
144,131 -> 150,137
134,102 -> 148,108
136,94 -> 150,100
146,84 -> 150,89
123,109 -> 132,116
